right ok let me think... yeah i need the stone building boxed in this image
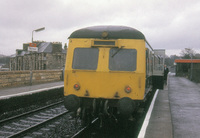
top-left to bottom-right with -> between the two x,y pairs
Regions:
10,41 -> 67,71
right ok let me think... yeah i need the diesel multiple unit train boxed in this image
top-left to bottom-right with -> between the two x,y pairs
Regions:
63,26 -> 165,123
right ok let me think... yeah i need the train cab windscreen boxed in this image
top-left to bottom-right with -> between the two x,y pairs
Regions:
109,48 -> 137,71
72,48 -> 99,70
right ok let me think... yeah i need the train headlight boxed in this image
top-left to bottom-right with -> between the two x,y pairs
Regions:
125,86 -> 131,93
74,84 -> 80,90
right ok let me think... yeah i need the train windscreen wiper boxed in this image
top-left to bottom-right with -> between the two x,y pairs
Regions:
111,46 -> 125,57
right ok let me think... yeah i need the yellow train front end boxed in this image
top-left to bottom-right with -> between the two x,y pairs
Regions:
64,26 -> 147,117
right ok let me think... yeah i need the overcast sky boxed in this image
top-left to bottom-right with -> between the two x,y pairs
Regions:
0,0 -> 200,56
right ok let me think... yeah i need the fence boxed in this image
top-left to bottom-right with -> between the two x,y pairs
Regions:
190,68 -> 200,83
176,67 -> 200,83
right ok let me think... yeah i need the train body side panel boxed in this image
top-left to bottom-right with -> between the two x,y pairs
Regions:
65,71 -> 145,100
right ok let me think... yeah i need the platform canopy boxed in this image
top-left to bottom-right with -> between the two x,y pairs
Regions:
175,59 -> 200,63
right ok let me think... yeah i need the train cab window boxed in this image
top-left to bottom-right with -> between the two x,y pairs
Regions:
109,48 -> 137,71
72,48 -> 99,70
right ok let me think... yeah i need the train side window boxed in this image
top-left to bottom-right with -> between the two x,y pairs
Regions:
72,48 -> 99,70
109,48 -> 137,71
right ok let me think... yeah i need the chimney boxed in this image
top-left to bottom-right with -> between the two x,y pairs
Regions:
52,42 -> 62,53
16,49 -> 23,56
64,43 -> 67,50
23,43 -> 29,51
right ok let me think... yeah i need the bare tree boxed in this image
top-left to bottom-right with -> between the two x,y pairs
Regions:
180,48 -> 196,59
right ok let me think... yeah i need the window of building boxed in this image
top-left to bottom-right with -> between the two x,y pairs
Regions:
43,64 -> 46,70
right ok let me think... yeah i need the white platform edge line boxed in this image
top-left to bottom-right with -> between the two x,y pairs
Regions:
0,85 -> 64,100
137,89 -> 159,138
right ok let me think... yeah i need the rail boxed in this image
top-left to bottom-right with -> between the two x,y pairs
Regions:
0,101 -> 68,137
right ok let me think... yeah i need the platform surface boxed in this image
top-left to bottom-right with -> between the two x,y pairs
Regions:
169,74 -> 200,138
144,88 -> 172,138
144,73 -> 200,138
0,81 -> 64,97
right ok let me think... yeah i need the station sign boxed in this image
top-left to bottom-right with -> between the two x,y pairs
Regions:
28,43 -> 38,52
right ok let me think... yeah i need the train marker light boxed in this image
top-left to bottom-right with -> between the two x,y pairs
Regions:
125,86 -> 131,93
102,31 -> 108,38
74,84 -> 80,90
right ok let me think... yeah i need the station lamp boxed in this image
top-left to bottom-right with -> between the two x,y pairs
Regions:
32,27 -> 45,42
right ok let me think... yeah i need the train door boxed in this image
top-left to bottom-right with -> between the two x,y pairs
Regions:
145,48 -> 153,95
152,49 -> 165,89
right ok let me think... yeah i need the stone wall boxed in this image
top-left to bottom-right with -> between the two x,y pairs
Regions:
0,70 -> 63,88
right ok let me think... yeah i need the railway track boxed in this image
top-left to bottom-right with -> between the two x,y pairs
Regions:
70,89 -> 157,138
0,88 -> 156,137
0,101 -> 69,137
71,118 -> 99,138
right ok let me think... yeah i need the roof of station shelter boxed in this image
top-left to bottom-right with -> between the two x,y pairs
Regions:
175,59 -> 200,63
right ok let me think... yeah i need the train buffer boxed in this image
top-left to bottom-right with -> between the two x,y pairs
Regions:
139,73 -> 200,138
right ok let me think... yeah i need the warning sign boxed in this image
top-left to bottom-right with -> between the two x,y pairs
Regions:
29,43 -> 37,47
28,43 -> 38,52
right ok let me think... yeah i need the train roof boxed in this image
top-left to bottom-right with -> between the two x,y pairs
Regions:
69,26 -> 145,39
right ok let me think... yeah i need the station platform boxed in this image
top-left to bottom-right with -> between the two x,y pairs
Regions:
139,73 -> 200,138
0,81 -> 64,98
1,74 -> 200,138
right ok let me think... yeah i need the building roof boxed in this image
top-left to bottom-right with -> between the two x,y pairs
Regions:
69,25 -> 145,39
175,59 -> 200,63
19,51 -> 27,56
38,42 -> 52,53
13,42 -> 66,57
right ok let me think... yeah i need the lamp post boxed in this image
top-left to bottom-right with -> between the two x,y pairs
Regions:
190,53 -> 193,80
32,27 -> 45,42
30,27 -> 45,70
30,27 -> 45,85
